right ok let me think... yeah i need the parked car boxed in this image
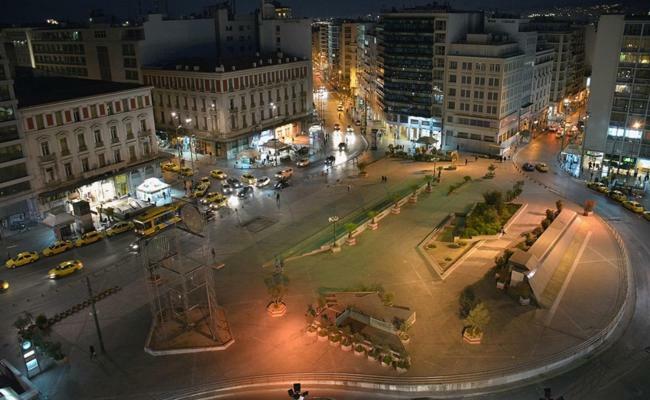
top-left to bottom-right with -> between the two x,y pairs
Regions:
535,163 -> 549,172
42,240 -> 74,256
202,192 -> 227,205
5,251 -> 39,269
325,155 -> 336,165
48,260 -> 83,279
241,173 -> 257,185
355,120 -> 361,126
587,182 -> 608,193
275,168 -> 294,179
192,182 -> 210,198
200,176 -> 211,184
226,178 -> 242,188
608,190 -> 627,203
643,211 -> 650,221
274,179 -> 290,190
623,200 -> 644,213
333,123 -> 340,131
296,158 -> 310,167
522,162 -> 535,171
75,231 -> 104,247
237,186 -> 254,198
161,162 -> 180,173
105,221 -> 134,237
256,177 -> 271,187
210,169 -> 227,180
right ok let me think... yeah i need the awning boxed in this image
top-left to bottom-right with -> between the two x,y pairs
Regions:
42,211 -> 75,228
416,136 -> 438,145
237,149 -> 261,159
261,138 -> 290,150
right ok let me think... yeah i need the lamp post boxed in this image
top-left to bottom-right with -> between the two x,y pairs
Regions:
185,117 -> 194,170
170,112 -> 183,165
328,215 -> 339,248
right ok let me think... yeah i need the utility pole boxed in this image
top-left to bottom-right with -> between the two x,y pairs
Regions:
86,277 -> 106,353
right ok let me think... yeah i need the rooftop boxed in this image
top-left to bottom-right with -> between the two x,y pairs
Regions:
144,53 -> 307,74
14,76 -> 145,108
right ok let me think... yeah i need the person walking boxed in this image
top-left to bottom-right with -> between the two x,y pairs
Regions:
89,345 -> 97,360
465,158 -> 468,166
347,185 -> 351,193
276,192 -> 280,206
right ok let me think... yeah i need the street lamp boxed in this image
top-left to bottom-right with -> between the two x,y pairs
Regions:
328,215 -> 339,247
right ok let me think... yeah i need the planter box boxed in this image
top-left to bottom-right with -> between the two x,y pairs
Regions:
496,281 -> 506,290
266,302 -> 287,317
368,221 -> 378,230
519,296 -> 531,306
399,334 -> 410,345
306,327 -> 318,337
409,195 -> 418,204
584,211 -> 594,216
341,343 -> 352,352
346,237 -> 356,246
353,347 -> 365,356
331,245 -> 341,253
391,206 -> 401,214
317,332 -> 328,342
463,329 -> 483,344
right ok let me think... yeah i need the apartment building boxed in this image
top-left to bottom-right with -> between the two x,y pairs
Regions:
526,19 -> 587,114
355,23 -> 382,122
15,76 -> 159,214
584,15 -> 650,180
0,37 -> 35,224
143,54 -> 312,160
379,6 -> 483,144
444,33 -> 527,156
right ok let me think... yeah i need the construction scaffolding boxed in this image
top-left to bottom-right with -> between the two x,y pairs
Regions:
141,204 -> 233,352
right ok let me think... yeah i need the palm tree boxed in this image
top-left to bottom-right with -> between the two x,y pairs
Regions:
464,302 -> 490,338
344,222 -> 358,245
264,271 -> 289,307
367,211 -> 378,229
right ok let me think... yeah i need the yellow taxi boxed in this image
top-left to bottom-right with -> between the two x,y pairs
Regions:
201,192 -> 226,205
241,173 -> 257,185
623,200 -> 644,213
180,167 -> 194,177
587,182 -> 608,194
210,169 -> 227,180
0,279 -> 8,292
5,251 -> 39,269
42,240 -> 74,256
608,190 -> 627,203
48,260 -> 83,279
643,211 -> 650,221
161,162 -> 180,173
192,182 -> 210,198
200,176 -> 211,184
74,231 -> 104,247
105,221 -> 134,237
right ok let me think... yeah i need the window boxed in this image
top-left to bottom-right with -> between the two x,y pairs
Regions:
59,137 -> 69,155
123,58 -> 137,68
110,126 -> 119,142
98,153 -> 106,167
81,158 -> 89,172
45,167 -> 55,182
113,149 -> 122,163
40,141 -> 50,156
140,119 -> 147,132
94,31 -> 106,38
64,163 -> 72,178
449,61 -> 457,69
129,145 -> 136,161
448,88 -> 456,96
0,105 -> 15,122
447,101 -> 455,110
126,122 -> 133,139
77,133 -> 86,150
94,129 -> 103,146
448,74 -> 456,83
125,70 -> 139,81
122,44 -> 135,56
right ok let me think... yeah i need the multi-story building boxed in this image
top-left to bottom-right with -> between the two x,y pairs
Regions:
339,22 -> 358,94
531,47 -> 554,133
15,75 -> 159,214
379,6 -> 483,144
355,23 -> 382,122
583,15 -> 650,180
525,19 -> 587,115
444,33 -> 527,156
143,54 -> 312,159
0,36 -> 35,224
27,24 -> 145,82
1,28 -> 35,68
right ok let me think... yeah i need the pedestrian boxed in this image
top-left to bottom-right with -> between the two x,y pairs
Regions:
347,185 -> 351,193
211,248 -> 216,263
89,345 -> 97,360
465,158 -> 468,166
276,192 -> 280,205
475,155 -> 478,162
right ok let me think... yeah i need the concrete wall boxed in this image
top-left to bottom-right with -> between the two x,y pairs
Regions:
259,19 -> 312,60
584,15 -> 624,153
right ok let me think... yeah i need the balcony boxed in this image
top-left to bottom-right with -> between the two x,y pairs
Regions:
39,153 -> 56,163
126,133 -> 135,141
138,129 -> 151,138
82,161 -> 127,180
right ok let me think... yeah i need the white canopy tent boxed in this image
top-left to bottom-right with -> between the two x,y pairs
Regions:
136,178 -> 171,206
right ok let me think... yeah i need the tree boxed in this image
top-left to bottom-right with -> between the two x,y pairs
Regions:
487,164 -> 496,172
344,222 -> 357,238
464,302 -> 490,337
459,286 -> 477,318
14,312 -> 64,361
357,161 -> 368,173
482,190 -> 504,213
264,271 -> 289,306
584,199 -> 596,214
463,175 -> 472,183
555,199 -> 564,214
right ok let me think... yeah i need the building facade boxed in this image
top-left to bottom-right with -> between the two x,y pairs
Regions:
444,33 -> 527,156
379,7 -> 483,144
355,23 -> 383,123
0,37 -> 35,224
16,77 -> 159,214
143,55 -> 312,160
27,24 -> 145,82
583,15 -> 650,181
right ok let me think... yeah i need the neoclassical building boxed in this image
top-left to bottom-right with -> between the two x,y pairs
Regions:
15,75 -> 160,214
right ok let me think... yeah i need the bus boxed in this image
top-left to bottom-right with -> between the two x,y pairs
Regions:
133,205 -> 181,237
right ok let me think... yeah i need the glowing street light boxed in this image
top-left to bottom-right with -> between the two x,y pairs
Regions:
328,215 -> 339,247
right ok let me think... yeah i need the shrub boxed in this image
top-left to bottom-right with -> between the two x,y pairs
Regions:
464,227 -> 479,238
541,218 -> 551,230
445,256 -> 452,261
584,199 -> 596,213
545,209 -> 556,221
448,243 -> 460,249
464,302 -> 490,336
555,200 -> 564,213
463,175 -> 472,182
532,227 -> 543,236
427,243 -> 436,249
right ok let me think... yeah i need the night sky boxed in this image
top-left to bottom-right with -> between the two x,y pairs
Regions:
0,0 -> 635,25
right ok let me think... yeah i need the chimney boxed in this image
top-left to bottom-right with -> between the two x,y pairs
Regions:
193,66 -> 200,71
231,65 -> 236,71
259,59 -> 263,65
215,65 -> 225,72
285,57 -> 289,63
253,62 -> 257,67
175,65 -> 182,70
184,65 -> 189,70
268,58 -> 272,64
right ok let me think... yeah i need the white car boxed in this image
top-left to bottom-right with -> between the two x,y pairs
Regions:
256,177 -> 271,187
296,158 -> 310,167
275,168 -> 294,179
